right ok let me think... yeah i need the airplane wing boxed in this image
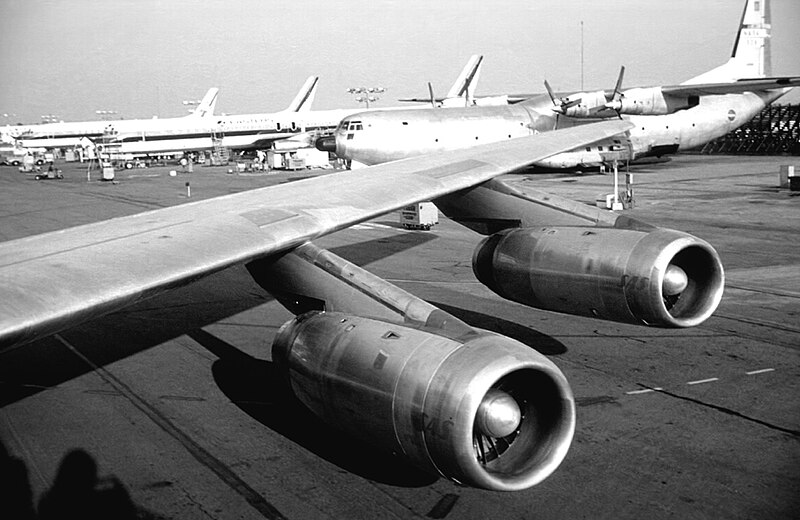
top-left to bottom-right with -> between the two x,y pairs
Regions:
665,76 -> 800,96
0,120 -> 632,350
456,77 -> 800,105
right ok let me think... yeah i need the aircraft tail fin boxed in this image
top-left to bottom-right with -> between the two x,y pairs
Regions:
446,55 -> 484,103
285,76 -> 319,112
683,0 -> 771,85
188,88 -> 220,118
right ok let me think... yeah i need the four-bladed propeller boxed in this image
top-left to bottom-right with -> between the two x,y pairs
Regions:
545,66 -> 626,119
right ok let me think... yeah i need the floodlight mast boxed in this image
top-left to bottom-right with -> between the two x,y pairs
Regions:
347,86 -> 386,108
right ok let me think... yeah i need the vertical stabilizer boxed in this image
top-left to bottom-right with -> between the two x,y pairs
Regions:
446,55 -> 484,103
189,88 -> 220,118
683,0 -> 771,84
285,76 -> 319,112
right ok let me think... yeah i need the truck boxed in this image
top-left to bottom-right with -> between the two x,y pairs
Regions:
0,146 -> 48,166
400,202 -> 439,230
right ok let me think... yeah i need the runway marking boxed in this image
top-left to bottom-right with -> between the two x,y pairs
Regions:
351,222 -> 397,231
625,388 -> 664,395
627,369 -> 778,395
746,368 -> 775,375
687,377 -> 719,386
628,380 -> 800,438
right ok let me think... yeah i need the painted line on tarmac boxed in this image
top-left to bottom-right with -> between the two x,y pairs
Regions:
746,368 -> 775,375
352,222 -> 403,231
625,388 -> 664,395
627,368 -> 777,395
622,368 -> 799,436
687,377 -> 719,386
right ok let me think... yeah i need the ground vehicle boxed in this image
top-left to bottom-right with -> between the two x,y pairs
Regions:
34,167 -> 63,180
400,202 -> 439,230
1,147 -> 48,166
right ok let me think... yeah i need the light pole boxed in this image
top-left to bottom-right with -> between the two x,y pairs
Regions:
347,86 -> 386,108
183,99 -> 201,114
95,110 -> 118,120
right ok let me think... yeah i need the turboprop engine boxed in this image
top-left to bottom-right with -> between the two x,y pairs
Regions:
472,227 -> 724,328
545,67 -> 699,119
272,311 -> 575,492
605,87 -> 699,116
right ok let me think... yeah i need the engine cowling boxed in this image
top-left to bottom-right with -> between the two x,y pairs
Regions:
558,90 -> 610,118
472,227 -> 724,328
315,136 -> 337,153
607,87 -> 699,116
272,311 -> 575,491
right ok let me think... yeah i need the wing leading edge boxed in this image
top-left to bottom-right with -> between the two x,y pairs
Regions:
665,76 -> 800,96
0,120 -> 632,350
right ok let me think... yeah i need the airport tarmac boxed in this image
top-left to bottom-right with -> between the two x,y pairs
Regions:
1,155 -> 798,519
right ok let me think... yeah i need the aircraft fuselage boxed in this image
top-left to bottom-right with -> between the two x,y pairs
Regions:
331,89 -> 789,169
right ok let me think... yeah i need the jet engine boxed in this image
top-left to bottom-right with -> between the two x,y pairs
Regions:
272,311 -> 575,492
472,227 -> 724,328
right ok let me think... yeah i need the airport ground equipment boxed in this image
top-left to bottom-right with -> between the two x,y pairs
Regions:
400,202 -> 439,230
33,168 -> 63,180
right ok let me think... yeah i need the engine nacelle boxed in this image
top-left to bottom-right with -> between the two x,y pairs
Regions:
472,227 -> 724,328
273,311 -> 575,491
558,90 -> 609,118
607,87 -> 699,116
315,135 -> 337,153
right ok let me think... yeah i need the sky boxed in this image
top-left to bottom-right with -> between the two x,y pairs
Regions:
0,0 -> 798,124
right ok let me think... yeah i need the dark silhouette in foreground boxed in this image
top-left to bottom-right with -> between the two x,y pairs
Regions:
37,449 -> 136,520
1,440 -> 36,520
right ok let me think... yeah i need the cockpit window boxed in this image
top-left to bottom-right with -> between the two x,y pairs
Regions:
339,120 -> 364,133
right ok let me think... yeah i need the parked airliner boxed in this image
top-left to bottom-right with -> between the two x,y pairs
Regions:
5,88 -> 220,150
102,55 -> 496,157
319,0 -> 798,170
